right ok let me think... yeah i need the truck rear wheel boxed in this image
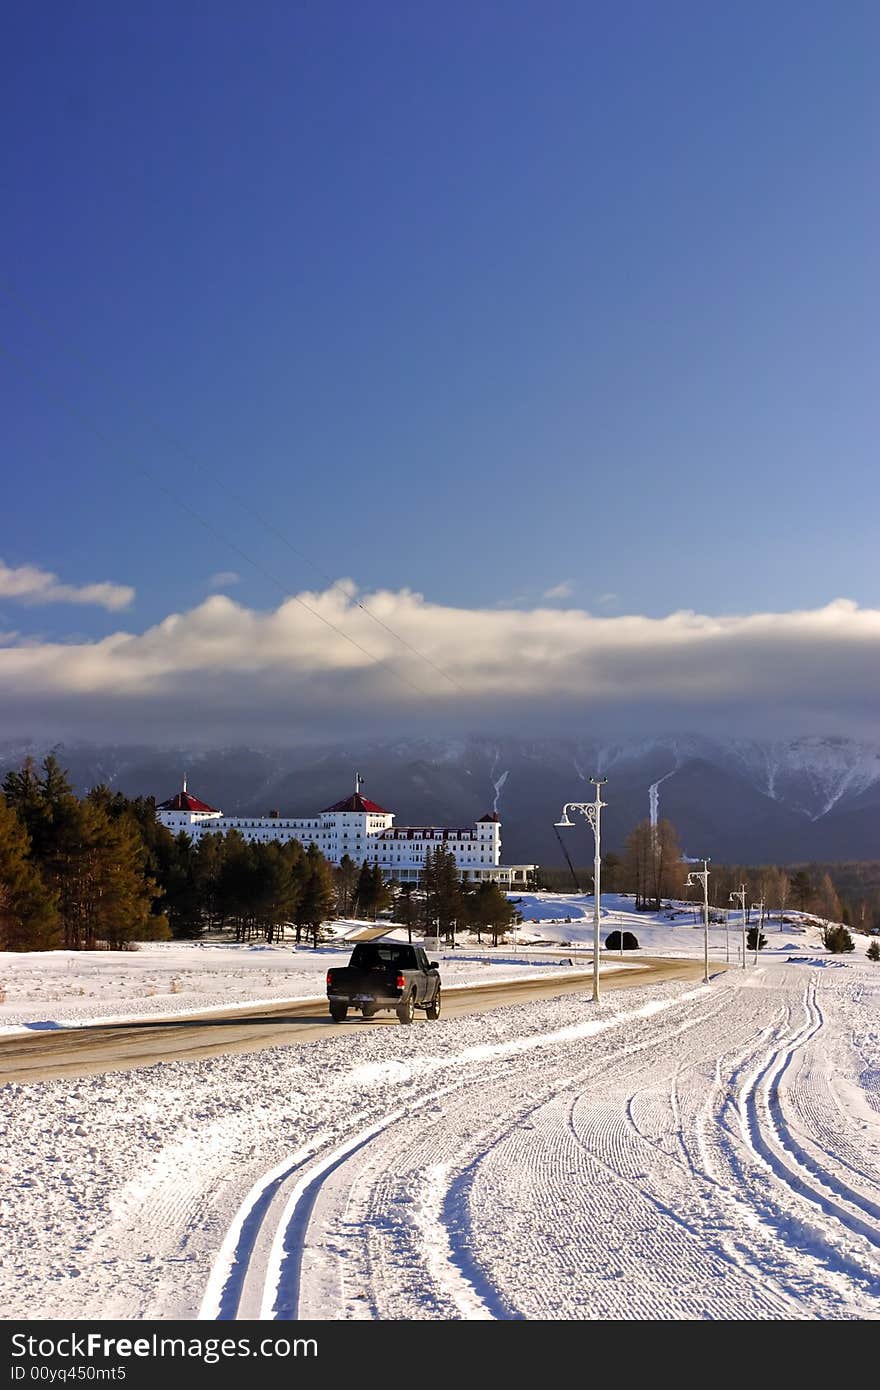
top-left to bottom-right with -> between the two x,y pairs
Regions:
396,991 -> 415,1025
426,986 -> 441,1021
329,1003 -> 348,1022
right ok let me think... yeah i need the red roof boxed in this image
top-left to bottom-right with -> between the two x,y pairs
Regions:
477,812 -> 501,822
322,792 -> 390,815
157,790 -> 219,814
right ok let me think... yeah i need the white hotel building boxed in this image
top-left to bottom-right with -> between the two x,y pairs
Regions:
156,778 -> 535,887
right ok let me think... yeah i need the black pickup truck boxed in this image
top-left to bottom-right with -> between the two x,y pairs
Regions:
326,942 -> 441,1024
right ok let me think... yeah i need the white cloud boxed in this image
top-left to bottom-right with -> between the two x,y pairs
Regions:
208,571 -> 240,589
0,559 -> 134,611
0,586 -> 877,742
543,580 -> 575,600
596,592 -> 618,607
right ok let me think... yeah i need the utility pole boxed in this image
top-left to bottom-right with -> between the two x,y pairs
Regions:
685,859 -> 711,985
556,778 -> 607,1003
730,885 -> 747,968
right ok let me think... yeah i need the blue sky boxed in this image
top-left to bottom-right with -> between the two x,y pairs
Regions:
1,2 -> 879,741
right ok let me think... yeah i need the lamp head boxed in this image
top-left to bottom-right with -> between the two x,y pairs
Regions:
555,815 -> 573,828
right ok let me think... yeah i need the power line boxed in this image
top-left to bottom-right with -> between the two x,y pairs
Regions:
0,281 -> 464,693
0,338 -> 438,700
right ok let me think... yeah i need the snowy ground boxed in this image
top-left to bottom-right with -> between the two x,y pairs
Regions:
0,934 -> 629,1036
0,896 -> 836,1036
1,938 -> 879,1320
511,890 -> 822,956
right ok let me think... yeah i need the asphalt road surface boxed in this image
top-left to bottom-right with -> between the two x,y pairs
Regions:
0,957 -> 717,1085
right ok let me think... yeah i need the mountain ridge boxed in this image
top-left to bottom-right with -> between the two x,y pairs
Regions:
2,734 -> 878,865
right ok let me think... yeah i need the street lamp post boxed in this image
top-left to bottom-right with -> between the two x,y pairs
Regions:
729,885 -> 747,968
685,859 -> 711,985
555,777 -> 607,1003
724,907 -> 730,965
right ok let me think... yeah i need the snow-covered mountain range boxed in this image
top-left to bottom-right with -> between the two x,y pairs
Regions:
2,733 -> 879,865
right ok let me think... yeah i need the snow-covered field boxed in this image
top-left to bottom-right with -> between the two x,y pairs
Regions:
1,919 -> 879,1320
511,890 -> 817,956
0,936 -> 623,1036
0,894 -> 829,1036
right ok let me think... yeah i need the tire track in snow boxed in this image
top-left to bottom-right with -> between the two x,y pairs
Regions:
410,989 -> 755,1320
259,1114 -> 407,1320
738,978 -> 880,1259
502,971 -> 848,1321
293,1090 -> 507,1322
203,1084 -> 502,1321
559,992 -> 799,1319
688,1017 -> 875,1313
653,1005 -> 813,1317
200,975 -> 880,1322
351,989 -> 732,1319
780,1019 -> 880,1203
198,1140 -> 325,1320
201,984 -> 723,1320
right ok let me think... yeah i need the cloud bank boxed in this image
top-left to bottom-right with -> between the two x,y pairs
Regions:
0,559 -> 134,611
0,584 -> 877,744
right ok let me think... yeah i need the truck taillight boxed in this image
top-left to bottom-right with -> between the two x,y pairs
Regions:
396,973 -> 406,990
326,971 -> 333,986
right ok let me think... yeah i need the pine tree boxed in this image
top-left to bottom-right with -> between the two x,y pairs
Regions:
3,759 -> 168,950
352,859 -> 372,919
41,753 -> 76,805
822,923 -> 854,954
789,869 -> 814,912
297,844 -> 336,947
458,881 -> 478,940
431,847 -> 463,944
2,757 -> 50,857
39,788 -> 92,949
161,832 -> 203,938
86,805 -> 170,947
334,854 -> 359,916
369,863 -> 392,920
93,788 -> 176,889
470,880 -> 517,946
0,797 -> 61,950
251,841 -> 302,943
15,757 -> 93,948
216,830 -> 255,940
396,882 -> 419,942
193,832 -> 226,932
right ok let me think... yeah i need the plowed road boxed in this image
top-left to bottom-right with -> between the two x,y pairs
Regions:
0,957 -> 716,1084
